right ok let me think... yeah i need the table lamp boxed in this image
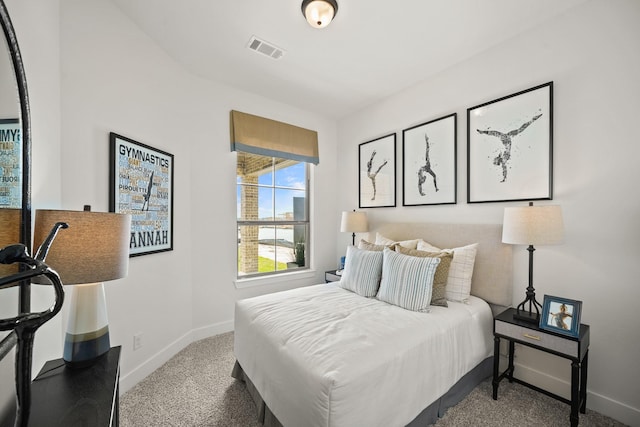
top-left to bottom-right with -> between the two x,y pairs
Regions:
502,202 -> 564,323
33,206 -> 131,367
340,210 -> 368,246
0,208 -> 21,276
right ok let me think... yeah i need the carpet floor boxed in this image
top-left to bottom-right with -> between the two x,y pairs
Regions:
120,332 -> 626,427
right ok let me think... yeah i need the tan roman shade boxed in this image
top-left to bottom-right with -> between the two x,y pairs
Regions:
230,110 -> 319,164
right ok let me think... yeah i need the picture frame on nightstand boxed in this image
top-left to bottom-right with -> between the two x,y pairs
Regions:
540,295 -> 582,338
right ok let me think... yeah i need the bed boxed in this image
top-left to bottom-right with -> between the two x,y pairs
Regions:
233,223 -> 513,427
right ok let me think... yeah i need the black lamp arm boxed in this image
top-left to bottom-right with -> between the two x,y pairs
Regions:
34,221 -> 69,262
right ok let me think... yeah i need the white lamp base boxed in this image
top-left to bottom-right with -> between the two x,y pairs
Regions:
63,282 -> 110,367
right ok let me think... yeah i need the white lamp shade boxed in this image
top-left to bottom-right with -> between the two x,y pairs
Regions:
32,209 -> 131,366
302,0 -> 337,28
502,205 -> 564,245
33,209 -> 131,285
340,211 -> 368,233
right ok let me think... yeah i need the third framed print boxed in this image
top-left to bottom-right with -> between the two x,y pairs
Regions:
467,82 -> 553,203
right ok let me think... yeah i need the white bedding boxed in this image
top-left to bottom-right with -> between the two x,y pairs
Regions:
234,283 -> 493,427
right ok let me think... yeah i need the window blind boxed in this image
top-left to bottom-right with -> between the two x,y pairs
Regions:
230,110 -> 319,164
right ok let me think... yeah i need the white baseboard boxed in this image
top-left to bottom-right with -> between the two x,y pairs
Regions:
191,320 -> 234,342
513,361 -> 639,427
119,319 -> 234,394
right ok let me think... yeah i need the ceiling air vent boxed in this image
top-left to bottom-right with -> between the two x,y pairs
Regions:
247,35 -> 285,60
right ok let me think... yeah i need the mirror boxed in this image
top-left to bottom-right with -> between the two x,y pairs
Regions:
0,0 -> 32,424
0,0 -> 32,306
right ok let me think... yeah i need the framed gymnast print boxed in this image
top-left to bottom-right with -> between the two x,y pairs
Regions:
402,113 -> 456,206
359,133 -> 396,208
109,132 -> 174,257
467,82 -> 553,203
540,295 -> 581,338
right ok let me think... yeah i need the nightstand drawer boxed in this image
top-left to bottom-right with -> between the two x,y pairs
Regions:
325,270 -> 342,283
495,320 -> 578,357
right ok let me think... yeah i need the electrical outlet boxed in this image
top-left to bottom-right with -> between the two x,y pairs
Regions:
133,333 -> 143,350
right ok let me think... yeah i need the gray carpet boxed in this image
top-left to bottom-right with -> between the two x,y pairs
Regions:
120,332 -> 626,427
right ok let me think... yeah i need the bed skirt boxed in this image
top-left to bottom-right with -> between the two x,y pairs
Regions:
231,356 -> 492,427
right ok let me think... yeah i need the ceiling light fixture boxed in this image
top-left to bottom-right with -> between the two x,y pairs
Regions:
301,0 -> 338,29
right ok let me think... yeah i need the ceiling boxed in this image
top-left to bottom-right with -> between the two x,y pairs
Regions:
111,0 -> 587,120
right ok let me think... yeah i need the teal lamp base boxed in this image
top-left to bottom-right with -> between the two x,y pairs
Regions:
63,282 -> 110,367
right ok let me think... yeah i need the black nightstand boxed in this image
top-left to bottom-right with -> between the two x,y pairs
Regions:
28,346 -> 121,426
493,308 -> 589,427
325,270 -> 342,283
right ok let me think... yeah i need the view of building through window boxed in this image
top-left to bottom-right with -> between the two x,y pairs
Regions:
236,152 -> 309,277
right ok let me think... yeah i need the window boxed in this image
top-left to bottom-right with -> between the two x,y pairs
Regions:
236,151 -> 309,278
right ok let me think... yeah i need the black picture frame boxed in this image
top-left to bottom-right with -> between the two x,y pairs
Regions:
467,82 -> 553,203
540,294 -> 582,338
358,133 -> 396,208
109,132 -> 174,257
402,113 -> 456,206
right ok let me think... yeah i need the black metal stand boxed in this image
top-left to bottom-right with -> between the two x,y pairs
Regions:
0,223 -> 68,427
351,232 -> 356,246
514,244 -> 542,324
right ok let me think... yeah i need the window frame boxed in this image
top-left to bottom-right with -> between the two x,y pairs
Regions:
236,154 -> 311,280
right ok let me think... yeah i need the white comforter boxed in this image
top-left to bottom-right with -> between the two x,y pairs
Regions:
234,283 -> 493,427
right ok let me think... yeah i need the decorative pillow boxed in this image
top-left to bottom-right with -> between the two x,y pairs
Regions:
417,240 -> 478,302
338,245 -> 383,297
358,239 -> 392,251
395,246 -> 453,307
376,248 -> 440,312
375,232 -> 419,249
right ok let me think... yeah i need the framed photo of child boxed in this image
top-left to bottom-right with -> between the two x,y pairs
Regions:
540,295 -> 582,338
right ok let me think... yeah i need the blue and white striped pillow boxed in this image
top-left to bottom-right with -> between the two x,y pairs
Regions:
377,248 -> 441,312
338,245 -> 383,297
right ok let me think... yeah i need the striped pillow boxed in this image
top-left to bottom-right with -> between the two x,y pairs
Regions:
394,245 -> 453,307
377,248 -> 441,312
338,245 -> 383,297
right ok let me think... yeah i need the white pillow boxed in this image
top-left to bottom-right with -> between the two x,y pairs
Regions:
338,245 -> 383,297
375,232 -> 419,249
417,240 -> 478,302
376,248 -> 440,312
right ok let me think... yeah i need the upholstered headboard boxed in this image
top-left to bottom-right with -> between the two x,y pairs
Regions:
368,223 -> 513,308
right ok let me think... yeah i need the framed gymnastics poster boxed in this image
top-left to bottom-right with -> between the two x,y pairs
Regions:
0,118 -> 21,208
109,132 -> 174,257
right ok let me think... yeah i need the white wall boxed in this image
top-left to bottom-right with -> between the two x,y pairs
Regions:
336,0 -> 640,424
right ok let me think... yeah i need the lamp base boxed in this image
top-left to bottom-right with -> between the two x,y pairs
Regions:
63,282 -> 110,367
513,309 -> 540,324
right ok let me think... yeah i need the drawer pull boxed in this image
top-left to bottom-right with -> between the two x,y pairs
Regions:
523,333 -> 541,341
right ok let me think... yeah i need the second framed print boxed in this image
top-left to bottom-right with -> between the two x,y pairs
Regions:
402,113 -> 456,206
109,132 -> 174,257
467,82 -> 553,203
359,133 -> 396,208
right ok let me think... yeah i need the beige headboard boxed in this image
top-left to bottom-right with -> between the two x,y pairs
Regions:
368,223 -> 513,308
